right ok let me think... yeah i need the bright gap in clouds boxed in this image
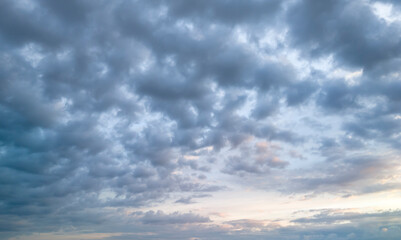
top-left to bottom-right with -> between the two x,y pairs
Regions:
1,0 -> 401,240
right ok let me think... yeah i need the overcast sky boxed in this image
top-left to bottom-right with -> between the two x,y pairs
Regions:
1,0 -> 401,239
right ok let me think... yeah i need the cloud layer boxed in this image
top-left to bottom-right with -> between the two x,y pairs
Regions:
1,0 -> 401,239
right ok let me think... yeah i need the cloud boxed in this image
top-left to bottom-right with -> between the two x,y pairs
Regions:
223,141 -> 288,175
134,210 -> 211,225
285,155 -> 401,196
1,0 -> 401,239
287,0 -> 401,69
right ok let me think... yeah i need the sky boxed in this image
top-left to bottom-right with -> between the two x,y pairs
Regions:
1,0 -> 401,239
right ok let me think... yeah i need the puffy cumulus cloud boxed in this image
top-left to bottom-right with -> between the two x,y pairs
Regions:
1,0 -> 401,239
287,0 -> 401,69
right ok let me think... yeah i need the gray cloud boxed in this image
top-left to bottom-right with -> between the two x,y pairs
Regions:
223,142 -> 288,176
134,210 -> 211,225
1,0 -> 401,239
287,0 -> 401,69
286,155 -> 401,196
